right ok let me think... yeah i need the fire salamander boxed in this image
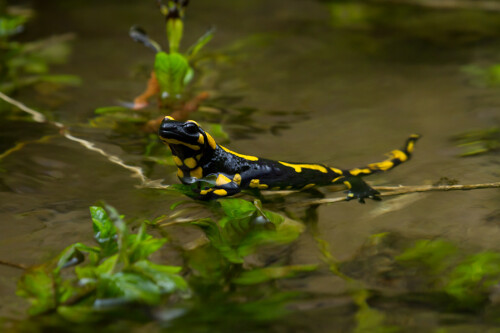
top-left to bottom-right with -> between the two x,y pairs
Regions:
159,116 -> 420,202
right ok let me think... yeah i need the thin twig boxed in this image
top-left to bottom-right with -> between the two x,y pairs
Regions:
290,182 -> 500,207
0,259 -> 27,270
0,91 -> 158,187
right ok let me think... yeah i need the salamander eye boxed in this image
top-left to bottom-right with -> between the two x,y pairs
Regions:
184,122 -> 199,134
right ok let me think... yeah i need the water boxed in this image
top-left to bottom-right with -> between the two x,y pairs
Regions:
1,0 -> 499,331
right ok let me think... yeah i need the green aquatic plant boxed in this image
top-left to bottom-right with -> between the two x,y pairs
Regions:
0,9 -> 80,94
396,239 -> 500,309
452,127 -> 500,157
129,0 -> 214,107
17,205 -> 188,317
16,199 -> 316,324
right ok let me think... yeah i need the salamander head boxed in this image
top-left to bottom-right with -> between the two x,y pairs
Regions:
158,116 -> 218,160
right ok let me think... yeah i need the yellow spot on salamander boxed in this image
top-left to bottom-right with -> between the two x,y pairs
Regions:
330,167 -> 343,175
216,174 -> 232,186
184,157 -> 197,169
302,183 -> 315,190
195,153 -> 203,161
249,179 -> 268,189
279,162 -> 328,173
233,174 -> 241,185
407,141 -> 414,153
161,138 -> 200,151
220,146 -> 259,161
198,134 -> 205,145
271,187 -> 280,190
285,186 -> 293,190
349,168 -> 372,176
173,156 -> 183,167
164,116 -> 175,120
331,176 -> 343,183
177,169 -> 184,178
368,160 -> 394,171
206,133 -> 217,150
213,189 -> 228,196
187,120 -> 200,126
200,188 -> 213,195
190,167 -> 203,179
344,181 -> 352,189
389,149 -> 408,162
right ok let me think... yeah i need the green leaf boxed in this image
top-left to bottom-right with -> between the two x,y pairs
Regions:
94,106 -> 131,114
131,260 -> 189,294
38,74 -> 81,86
96,272 -> 161,305
127,223 -> 167,263
17,265 -> 57,315
191,219 -> 244,263
154,52 -> 191,99
56,243 -> 100,272
166,18 -> 183,53
445,252 -> 500,306
187,27 -> 215,58
89,206 -> 118,256
218,198 -> 257,224
57,305 -> 101,323
232,265 -> 317,285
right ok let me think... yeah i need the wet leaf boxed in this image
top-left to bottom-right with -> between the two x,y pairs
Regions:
17,265 -> 57,315
96,272 -> 161,305
166,18 -> 183,53
131,260 -> 189,294
154,52 -> 191,98
89,206 -> 118,257
127,223 -> 167,263
232,265 -> 317,285
445,252 -> 500,307
0,15 -> 27,37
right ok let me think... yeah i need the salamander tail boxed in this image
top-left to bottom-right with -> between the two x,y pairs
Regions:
346,134 -> 420,177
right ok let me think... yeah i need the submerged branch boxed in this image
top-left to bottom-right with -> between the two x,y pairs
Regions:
0,92 -> 150,185
291,182 -> 500,207
1,93 -> 497,207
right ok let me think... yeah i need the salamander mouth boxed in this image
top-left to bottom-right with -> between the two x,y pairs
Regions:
158,129 -> 183,140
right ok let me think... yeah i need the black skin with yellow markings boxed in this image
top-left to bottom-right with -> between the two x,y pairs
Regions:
159,116 -> 420,202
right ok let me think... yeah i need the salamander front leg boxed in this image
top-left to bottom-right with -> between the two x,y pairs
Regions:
343,176 -> 381,204
188,173 -> 242,200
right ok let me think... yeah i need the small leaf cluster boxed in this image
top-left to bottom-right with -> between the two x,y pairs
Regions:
17,205 -> 188,317
452,127 -> 500,157
396,239 -> 500,309
182,198 -> 312,286
0,11 -> 80,94
130,0 -> 214,101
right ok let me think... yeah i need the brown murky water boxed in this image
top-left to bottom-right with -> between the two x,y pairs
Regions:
1,0 -> 499,331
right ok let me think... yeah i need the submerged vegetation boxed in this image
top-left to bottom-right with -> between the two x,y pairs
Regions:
0,7 -> 79,95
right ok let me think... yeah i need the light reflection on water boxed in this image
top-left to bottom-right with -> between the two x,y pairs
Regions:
1,0 -> 499,330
